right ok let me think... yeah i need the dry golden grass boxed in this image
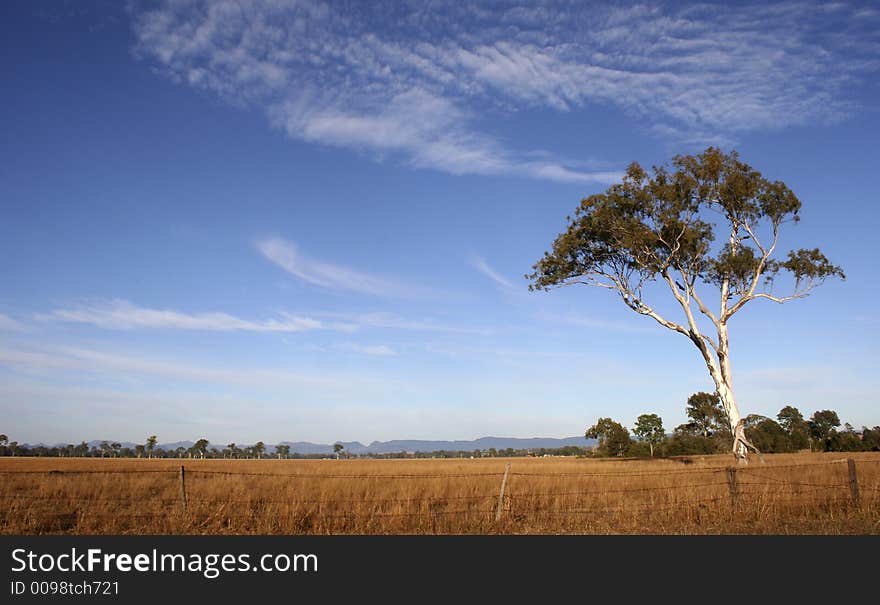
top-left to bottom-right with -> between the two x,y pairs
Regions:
1,452 -> 878,535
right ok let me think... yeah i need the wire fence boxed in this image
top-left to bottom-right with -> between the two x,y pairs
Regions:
1,458 -> 877,531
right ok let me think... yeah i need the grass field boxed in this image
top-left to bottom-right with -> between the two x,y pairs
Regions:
2,452 -> 878,534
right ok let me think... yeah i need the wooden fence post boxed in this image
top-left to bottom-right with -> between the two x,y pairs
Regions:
847,458 -> 860,507
726,467 -> 739,512
495,463 -> 511,522
179,465 -> 187,512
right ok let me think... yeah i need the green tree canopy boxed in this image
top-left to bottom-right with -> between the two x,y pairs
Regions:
777,406 -> 806,432
193,438 -> 210,458
632,413 -> 665,456
685,392 -> 730,438
809,410 -> 841,448
744,417 -> 794,453
861,427 -> 880,451
145,435 -> 158,457
586,418 -> 632,457
777,405 -> 810,450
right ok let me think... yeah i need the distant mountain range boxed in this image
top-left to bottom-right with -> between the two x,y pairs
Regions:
24,436 -> 596,455
277,436 -> 595,455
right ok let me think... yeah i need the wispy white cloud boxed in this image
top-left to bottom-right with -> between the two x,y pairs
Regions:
273,79 -> 619,182
536,311 -> 660,335
0,344 -> 385,394
256,236 -> 436,299
0,313 -> 26,332
327,311 -> 493,335
131,0 -> 879,174
424,343 -> 589,361
257,236 -> 390,295
854,315 -> 880,325
470,255 -> 515,289
337,342 -> 398,357
34,297 -> 491,337
35,299 -> 345,333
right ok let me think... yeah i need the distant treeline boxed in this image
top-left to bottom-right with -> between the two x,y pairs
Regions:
366,445 -> 590,459
0,434 -> 590,460
587,392 -> 880,458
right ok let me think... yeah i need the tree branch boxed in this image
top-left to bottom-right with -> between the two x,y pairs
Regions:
544,271 -> 695,338
740,221 -> 767,257
660,269 -> 716,351
554,278 -> 620,290
749,292 -> 808,304
719,219 -> 737,317
700,333 -> 720,353
681,268 -> 719,327
623,295 -> 690,337
723,223 -> 781,321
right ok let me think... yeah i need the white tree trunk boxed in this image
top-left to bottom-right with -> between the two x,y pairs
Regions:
716,377 -> 749,462
705,325 -> 752,462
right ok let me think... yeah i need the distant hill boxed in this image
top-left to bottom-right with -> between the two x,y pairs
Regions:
27,436 -> 596,455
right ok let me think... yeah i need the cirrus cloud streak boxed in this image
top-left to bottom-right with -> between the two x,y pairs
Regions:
132,0 -> 879,179
35,299 -> 349,333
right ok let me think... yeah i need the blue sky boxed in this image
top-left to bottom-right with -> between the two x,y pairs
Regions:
1,0 -> 878,445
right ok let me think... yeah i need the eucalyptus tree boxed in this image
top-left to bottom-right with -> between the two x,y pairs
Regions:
529,148 -> 844,462
777,405 -> 806,433
193,438 -> 210,459
632,413 -> 665,456
586,418 -> 632,457
685,392 -> 730,439
777,405 -> 810,450
145,435 -> 157,459
809,410 -> 841,450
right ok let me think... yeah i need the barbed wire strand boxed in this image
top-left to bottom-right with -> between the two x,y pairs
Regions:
10,508 -> 495,520
521,496 -> 730,516
508,481 -> 730,498
509,468 -> 726,478
0,469 -> 177,475
186,469 -> 505,479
